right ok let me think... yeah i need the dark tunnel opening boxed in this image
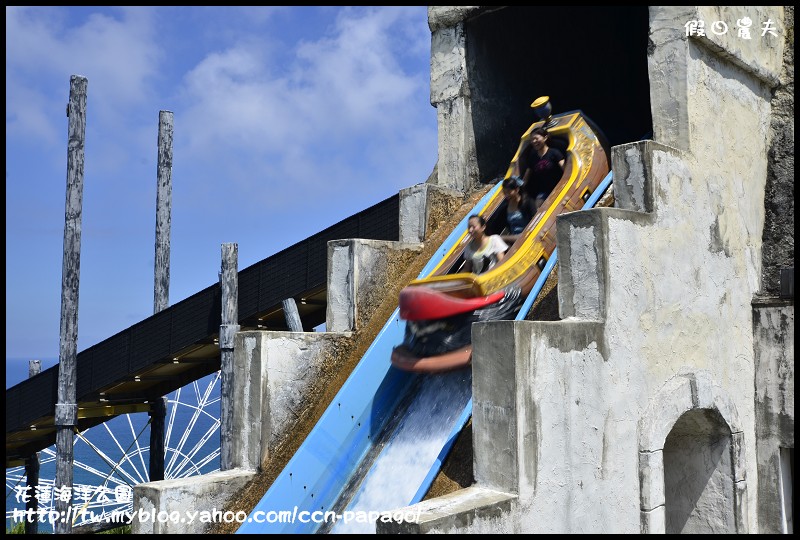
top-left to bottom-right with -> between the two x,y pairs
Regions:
465,6 -> 652,181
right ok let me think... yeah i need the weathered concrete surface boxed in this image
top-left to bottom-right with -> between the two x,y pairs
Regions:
611,141 -> 658,213
452,319 -> 638,533
761,6 -> 794,296
648,6 -> 785,152
694,6 -> 785,86
556,207 -> 654,321
428,6 -> 485,33
132,469 -> 254,534
326,239 -> 422,332
403,320 -> 749,533
429,21 -> 478,192
376,6 -> 791,535
397,134 -> 772,533
399,183 -> 463,243
228,331 -> 352,470
601,143 -> 760,533
662,409 -> 735,533
376,486 -> 516,534
753,299 -> 794,533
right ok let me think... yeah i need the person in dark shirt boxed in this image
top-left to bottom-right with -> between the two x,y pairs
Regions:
497,176 -> 537,244
519,127 -> 566,211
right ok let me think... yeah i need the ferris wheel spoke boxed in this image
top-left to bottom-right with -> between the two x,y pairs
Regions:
163,373 -> 220,478
164,386 -> 182,455
197,372 -> 220,408
169,400 -> 207,473
175,448 -> 221,479
126,414 -> 149,481
74,432 -> 142,487
166,419 -> 220,478
101,421 -> 147,485
7,373 -> 222,529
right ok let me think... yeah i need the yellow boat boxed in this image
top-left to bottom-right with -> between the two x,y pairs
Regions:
392,97 -> 611,372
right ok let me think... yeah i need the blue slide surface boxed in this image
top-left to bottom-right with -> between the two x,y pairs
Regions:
237,184 -> 501,534
238,172 -> 612,533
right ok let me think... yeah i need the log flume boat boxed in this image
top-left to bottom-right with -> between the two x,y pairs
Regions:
392,97 -> 611,373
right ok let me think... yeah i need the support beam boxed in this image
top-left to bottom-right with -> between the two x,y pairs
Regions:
55,74 -> 87,535
148,397 -> 167,481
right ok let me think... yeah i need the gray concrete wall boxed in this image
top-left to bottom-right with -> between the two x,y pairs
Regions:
135,330 -> 352,530
228,330 -> 353,471
380,6 -> 788,523
398,183 -> 463,243
374,486 -> 517,534
132,470 -> 254,534
761,5 -> 794,296
754,300 -> 795,533
326,239 -> 422,332
429,20 -> 478,193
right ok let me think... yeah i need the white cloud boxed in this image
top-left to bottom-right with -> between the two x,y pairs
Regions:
6,6 -> 438,360
6,6 -> 161,141
176,6 -> 435,210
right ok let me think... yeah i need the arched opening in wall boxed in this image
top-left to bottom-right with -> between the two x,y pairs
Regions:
465,6 -> 652,181
663,408 -> 736,534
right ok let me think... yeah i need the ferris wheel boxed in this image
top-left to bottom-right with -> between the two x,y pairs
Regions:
5,371 -> 221,531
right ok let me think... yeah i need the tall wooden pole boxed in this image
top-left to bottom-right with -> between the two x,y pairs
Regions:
153,110 -> 173,314
54,74 -> 88,535
150,110 -> 173,482
219,243 -> 239,470
25,360 -> 41,535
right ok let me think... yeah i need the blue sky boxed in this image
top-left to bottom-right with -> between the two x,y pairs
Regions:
5,6 -> 438,385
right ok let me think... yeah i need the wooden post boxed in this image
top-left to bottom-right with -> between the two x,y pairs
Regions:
29,360 -> 41,378
150,110 -> 173,482
219,243 -> 240,470
54,74 -> 88,535
153,110 -> 173,313
25,360 -> 41,535
282,298 -> 304,331
148,397 -> 167,481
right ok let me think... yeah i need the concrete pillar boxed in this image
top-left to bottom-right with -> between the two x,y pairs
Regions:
399,183 -> 463,243
429,18 -> 477,193
326,239 -> 422,332
228,331 -> 353,470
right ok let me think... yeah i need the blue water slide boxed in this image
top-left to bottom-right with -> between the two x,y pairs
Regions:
397,170 -> 615,512
238,172 -> 613,533
237,184 -> 501,534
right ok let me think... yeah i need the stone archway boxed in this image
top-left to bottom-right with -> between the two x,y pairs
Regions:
663,408 -> 735,533
638,371 -> 747,533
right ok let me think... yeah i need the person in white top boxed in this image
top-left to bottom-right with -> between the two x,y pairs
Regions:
462,214 -> 509,274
